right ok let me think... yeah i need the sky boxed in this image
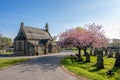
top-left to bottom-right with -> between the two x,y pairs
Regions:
0,0 -> 120,40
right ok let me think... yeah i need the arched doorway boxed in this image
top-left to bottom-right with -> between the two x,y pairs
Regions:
48,43 -> 52,53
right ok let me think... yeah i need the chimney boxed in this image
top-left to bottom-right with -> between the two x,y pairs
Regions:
45,22 -> 48,32
21,22 -> 24,27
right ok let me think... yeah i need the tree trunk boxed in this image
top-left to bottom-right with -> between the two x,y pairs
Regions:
83,47 -> 87,56
78,48 -> 81,57
83,49 -> 86,56
77,48 -> 83,61
93,48 -> 98,56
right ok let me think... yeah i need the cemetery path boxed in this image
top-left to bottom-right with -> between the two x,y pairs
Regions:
0,51 -> 80,80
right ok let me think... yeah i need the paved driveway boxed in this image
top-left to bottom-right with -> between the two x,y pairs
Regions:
0,51 -> 80,80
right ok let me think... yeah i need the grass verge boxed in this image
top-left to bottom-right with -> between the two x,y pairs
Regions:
0,52 -> 13,54
0,58 -> 31,69
61,56 -> 120,80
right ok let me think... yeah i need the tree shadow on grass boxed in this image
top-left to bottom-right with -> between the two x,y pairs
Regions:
77,61 -> 90,64
110,66 -> 120,72
89,68 -> 101,72
105,66 -> 118,79
91,63 -> 96,67
89,64 -> 102,72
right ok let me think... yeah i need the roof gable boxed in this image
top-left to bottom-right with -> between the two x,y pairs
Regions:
14,27 -> 26,41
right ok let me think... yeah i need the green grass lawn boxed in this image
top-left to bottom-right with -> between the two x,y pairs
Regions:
0,52 -> 13,54
0,58 -> 31,68
61,56 -> 120,80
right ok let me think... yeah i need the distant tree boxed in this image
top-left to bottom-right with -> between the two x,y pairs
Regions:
53,36 -> 57,42
2,37 -> 12,47
0,36 -> 13,50
0,31 -> 3,49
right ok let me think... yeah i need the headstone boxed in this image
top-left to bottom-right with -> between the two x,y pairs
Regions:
86,52 -> 90,62
105,49 -> 108,56
115,50 -> 119,58
90,50 -> 92,55
75,53 -> 83,61
78,57 -> 83,61
99,50 -> 103,57
108,49 -> 114,58
97,54 -> 104,69
71,55 -> 76,63
114,51 -> 120,67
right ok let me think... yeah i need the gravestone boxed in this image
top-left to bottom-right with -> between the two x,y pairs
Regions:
105,49 -> 108,56
99,50 -> 103,57
90,50 -> 92,55
86,52 -> 90,62
108,49 -> 114,58
97,54 -> 104,69
114,51 -> 120,67
75,53 -> 83,61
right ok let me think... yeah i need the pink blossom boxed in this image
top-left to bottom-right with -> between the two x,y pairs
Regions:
59,23 -> 108,49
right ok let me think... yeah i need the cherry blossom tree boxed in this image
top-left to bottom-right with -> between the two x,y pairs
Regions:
59,27 -> 92,61
85,23 -> 109,55
59,23 -> 109,61
86,23 -> 108,48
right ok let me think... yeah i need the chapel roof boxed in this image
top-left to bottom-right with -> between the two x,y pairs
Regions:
14,22 -> 52,41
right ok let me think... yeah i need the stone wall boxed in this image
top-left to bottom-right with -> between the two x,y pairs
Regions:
14,51 -> 24,56
37,46 -> 45,55
52,45 -> 59,53
14,40 -> 25,55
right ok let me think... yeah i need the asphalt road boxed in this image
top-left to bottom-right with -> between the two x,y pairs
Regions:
0,51 -> 80,80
